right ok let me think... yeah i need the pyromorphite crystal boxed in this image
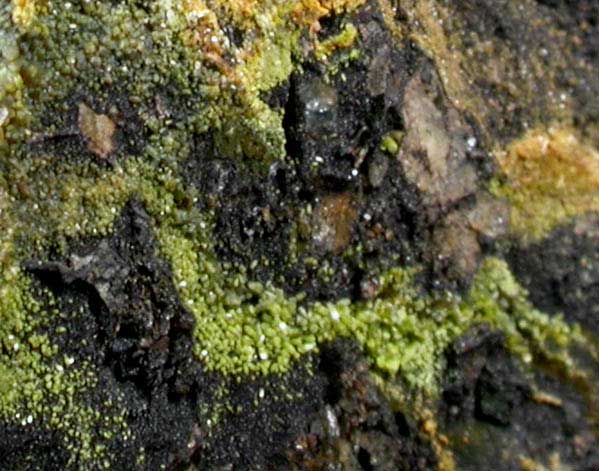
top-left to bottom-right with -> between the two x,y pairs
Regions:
1,0 -> 598,469
161,199 -> 585,390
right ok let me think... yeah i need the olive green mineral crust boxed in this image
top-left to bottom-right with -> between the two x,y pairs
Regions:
1,0 -> 598,469
0,270 -> 132,468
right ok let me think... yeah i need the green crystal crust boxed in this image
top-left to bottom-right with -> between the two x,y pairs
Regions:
1,0 -> 598,468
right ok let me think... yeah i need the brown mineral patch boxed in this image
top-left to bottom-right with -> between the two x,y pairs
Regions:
312,193 -> 357,254
431,194 -> 509,284
432,212 -> 481,284
77,102 -> 116,160
398,74 -> 478,219
493,127 -> 599,241
293,0 -> 367,31
465,194 -> 510,240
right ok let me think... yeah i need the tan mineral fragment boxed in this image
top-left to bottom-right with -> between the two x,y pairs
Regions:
77,103 -> 116,160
